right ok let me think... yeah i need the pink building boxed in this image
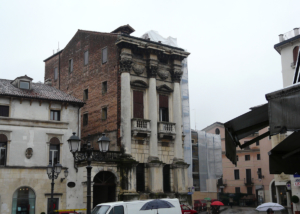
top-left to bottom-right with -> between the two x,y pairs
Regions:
202,122 -> 275,204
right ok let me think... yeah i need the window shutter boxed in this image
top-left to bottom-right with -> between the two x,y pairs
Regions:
102,47 -> 107,63
159,95 -> 168,108
133,91 -> 144,118
85,51 -> 89,65
293,46 -> 299,64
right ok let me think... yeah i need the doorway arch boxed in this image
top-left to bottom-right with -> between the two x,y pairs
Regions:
93,171 -> 116,207
12,186 -> 36,214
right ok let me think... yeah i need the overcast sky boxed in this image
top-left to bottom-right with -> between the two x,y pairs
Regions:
0,0 -> 299,129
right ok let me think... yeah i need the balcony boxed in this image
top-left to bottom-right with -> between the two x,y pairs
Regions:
131,118 -> 151,138
244,178 -> 254,186
217,178 -> 227,187
157,122 -> 176,139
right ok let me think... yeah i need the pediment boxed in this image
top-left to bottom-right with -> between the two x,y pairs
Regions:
130,80 -> 148,88
156,84 -> 173,93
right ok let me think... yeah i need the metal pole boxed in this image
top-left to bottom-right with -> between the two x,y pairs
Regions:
50,166 -> 55,214
86,139 -> 92,214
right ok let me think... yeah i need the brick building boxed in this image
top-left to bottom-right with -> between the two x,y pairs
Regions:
44,25 -> 191,207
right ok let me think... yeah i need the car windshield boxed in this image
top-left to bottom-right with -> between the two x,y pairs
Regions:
91,205 -> 110,214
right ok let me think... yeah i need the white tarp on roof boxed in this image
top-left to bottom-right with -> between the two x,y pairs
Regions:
141,30 -> 178,47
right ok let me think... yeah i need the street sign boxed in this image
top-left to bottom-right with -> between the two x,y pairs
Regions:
294,182 -> 300,186
187,192 -> 193,195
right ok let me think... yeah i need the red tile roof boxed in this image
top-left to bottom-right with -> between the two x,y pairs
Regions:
0,79 -> 84,105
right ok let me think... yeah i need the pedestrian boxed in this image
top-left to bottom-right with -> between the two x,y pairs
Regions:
207,200 -> 211,214
266,208 -> 274,214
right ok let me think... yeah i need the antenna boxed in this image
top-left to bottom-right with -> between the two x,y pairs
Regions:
193,109 -> 197,130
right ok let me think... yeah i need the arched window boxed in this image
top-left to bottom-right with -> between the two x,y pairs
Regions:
12,187 -> 35,214
0,134 -> 7,166
215,128 -> 220,135
49,137 -> 60,166
293,46 -> 299,65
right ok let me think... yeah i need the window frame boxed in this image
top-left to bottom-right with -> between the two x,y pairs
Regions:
256,141 -> 259,146
258,168 -> 262,179
159,94 -> 169,122
102,107 -> 107,120
133,90 -> 144,119
257,154 -> 261,160
102,81 -> 108,94
245,155 -> 250,161
69,59 -> 73,73
83,113 -> 88,126
235,187 -> 240,194
0,105 -> 9,117
84,50 -> 89,65
102,47 -> 108,64
0,142 -> 7,166
83,89 -> 88,101
50,110 -> 61,121
234,169 -> 239,180
19,80 -> 30,90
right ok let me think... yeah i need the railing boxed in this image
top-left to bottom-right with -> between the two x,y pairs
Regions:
244,178 -> 254,185
157,122 -> 176,139
74,150 -> 123,163
131,118 -> 150,130
217,179 -> 227,187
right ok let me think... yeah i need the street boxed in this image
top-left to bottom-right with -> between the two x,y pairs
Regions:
198,206 -> 290,214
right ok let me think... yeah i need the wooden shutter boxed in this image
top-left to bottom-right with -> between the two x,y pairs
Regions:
0,106 -> 9,117
293,46 -> 299,64
159,95 -> 168,108
133,91 -> 144,118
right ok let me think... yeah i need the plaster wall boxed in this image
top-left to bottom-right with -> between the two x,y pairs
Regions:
0,97 -> 82,213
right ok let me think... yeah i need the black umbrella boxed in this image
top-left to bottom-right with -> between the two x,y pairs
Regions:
140,199 -> 174,213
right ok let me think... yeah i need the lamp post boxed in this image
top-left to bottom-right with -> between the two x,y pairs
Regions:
68,132 -> 110,214
47,162 -> 68,214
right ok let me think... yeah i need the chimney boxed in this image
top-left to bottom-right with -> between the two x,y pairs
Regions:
279,34 -> 284,42
111,24 -> 135,35
45,79 -> 52,86
294,28 -> 299,36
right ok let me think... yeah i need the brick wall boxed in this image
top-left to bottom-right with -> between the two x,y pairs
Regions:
44,31 -> 119,144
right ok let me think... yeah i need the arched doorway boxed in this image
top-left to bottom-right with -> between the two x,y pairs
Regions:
93,171 -> 116,207
12,187 -> 35,214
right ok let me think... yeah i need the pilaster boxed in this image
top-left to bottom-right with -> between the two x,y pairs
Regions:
147,157 -> 164,193
172,158 -> 189,193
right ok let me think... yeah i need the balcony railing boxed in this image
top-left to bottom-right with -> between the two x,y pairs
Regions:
217,179 -> 227,187
244,178 -> 254,185
157,122 -> 176,139
131,118 -> 151,137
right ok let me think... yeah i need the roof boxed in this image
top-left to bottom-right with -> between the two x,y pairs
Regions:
274,34 -> 300,54
201,122 -> 224,131
0,79 -> 84,105
111,24 -> 135,34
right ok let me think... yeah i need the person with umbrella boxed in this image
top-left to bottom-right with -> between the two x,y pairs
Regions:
211,201 -> 224,214
256,202 -> 285,213
266,208 -> 274,214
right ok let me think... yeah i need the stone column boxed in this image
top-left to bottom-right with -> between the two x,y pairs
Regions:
120,48 -> 132,155
147,55 -> 159,159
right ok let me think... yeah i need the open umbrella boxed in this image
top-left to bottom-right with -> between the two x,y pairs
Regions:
204,197 -> 211,201
140,199 -> 174,214
211,201 -> 224,206
256,202 -> 285,211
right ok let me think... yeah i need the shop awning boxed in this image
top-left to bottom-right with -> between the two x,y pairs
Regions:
224,104 -> 269,165
266,83 -> 300,135
269,131 -> 300,174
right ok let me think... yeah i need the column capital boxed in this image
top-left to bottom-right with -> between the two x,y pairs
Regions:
147,58 -> 158,78
171,64 -> 183,83
120,59 -> 133,73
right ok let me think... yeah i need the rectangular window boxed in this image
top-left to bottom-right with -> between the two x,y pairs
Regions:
235,187 -> 240,194
20,81 -> 30,89
136,163 -> 145,192
234,169 -> 239,180
50,110 -> 60,121
83,113 -> 88,126
0,143 -> 7,166
258,168 -> 262,179
83,89 -> 88,101
247,186 -> 253,195
236,155 -> 239,161
102,81 -> 107,94
163,164 -> 171,192
159,95 -> 169,122
245,155 -> 250,161
54,67 -> 58,80
102,47 -> 107,64
69,59 -> 73,73
257,154 -> 261,160
192,159 -> 199,173
0,106 -> 9,117
133,90 -> 144,118
256,141 -> 259,146
84,51 -> 89,65
193,175 -> 200,191
246,169 -> 252,184
49,144 -> 60,166
47,198 -> 59,214
102,107 -> 107,120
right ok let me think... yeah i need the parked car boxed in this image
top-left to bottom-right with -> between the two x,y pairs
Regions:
194,200 -> 207,212
180,204 -> 197,214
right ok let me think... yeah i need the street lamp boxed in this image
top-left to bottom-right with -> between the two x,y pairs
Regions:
68,132 -> 110,214
47,162 -> 68,214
